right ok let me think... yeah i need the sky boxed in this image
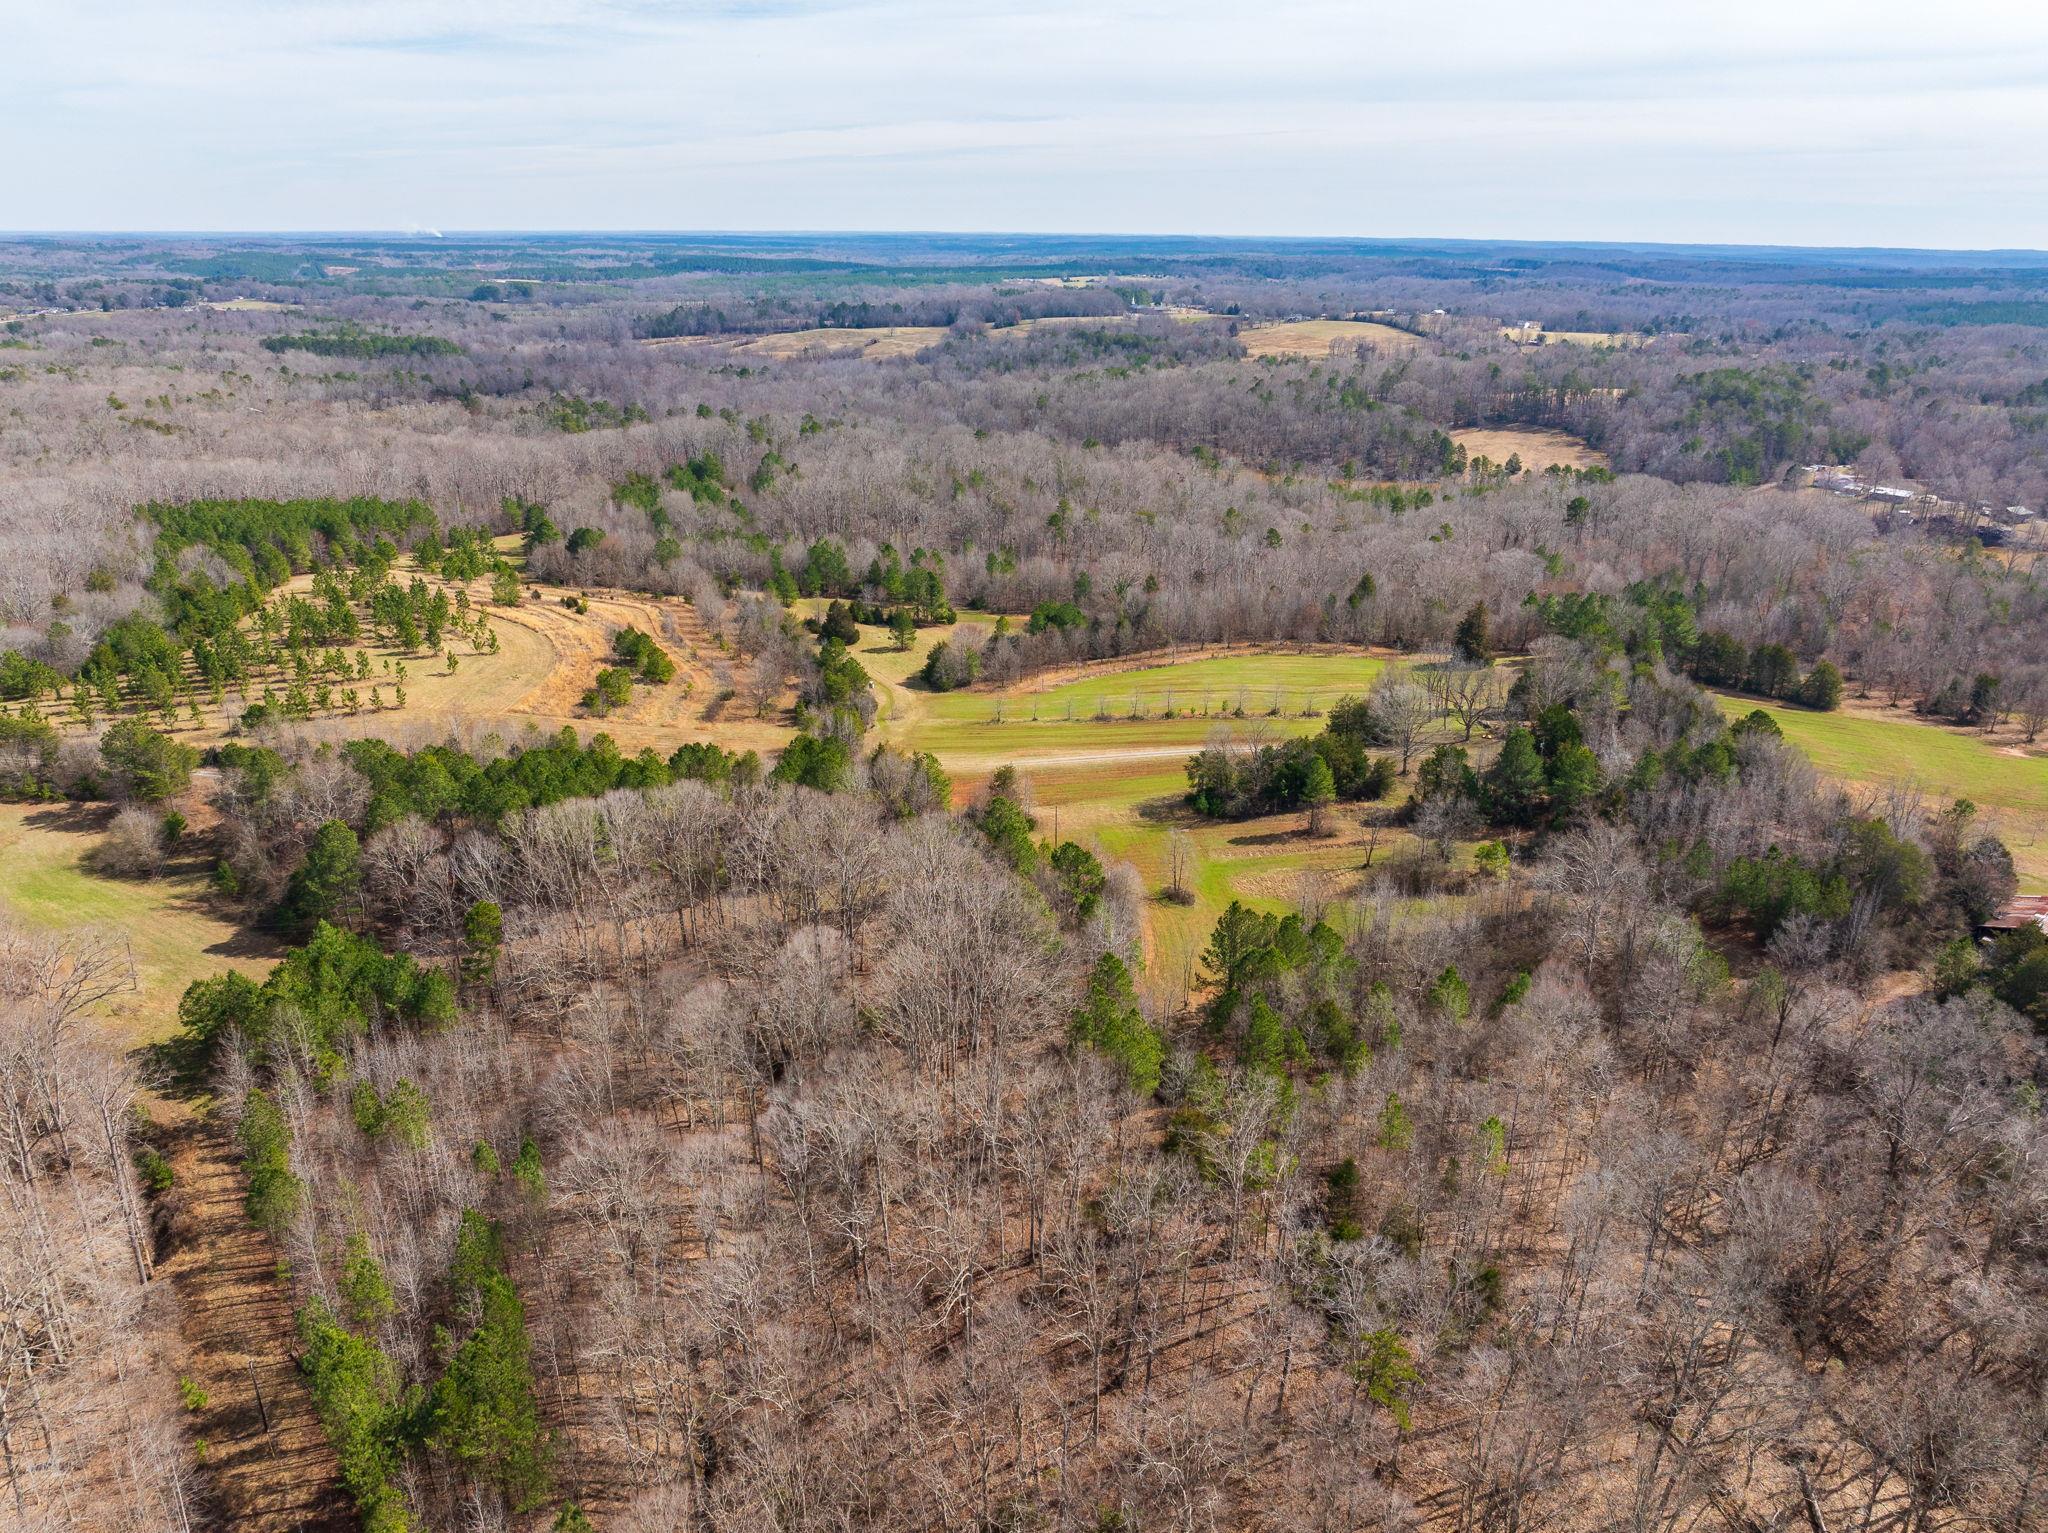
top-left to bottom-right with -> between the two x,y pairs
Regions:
9,0 -> 2048,249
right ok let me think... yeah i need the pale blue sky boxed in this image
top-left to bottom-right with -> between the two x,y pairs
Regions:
9,0 -> 2048,247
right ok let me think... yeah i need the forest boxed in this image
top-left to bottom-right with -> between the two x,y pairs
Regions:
0,232 -> 2044,1533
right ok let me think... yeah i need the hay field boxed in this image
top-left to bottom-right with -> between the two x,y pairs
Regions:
644,326 -> 949,360
1238,319 -> 1421,359
1452,426 -> 1607,471
908,649 -> 1390,764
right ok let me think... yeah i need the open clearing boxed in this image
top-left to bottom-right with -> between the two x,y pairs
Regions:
1713,694 -> 2048,889
907,649 -> 1390,764
1501,325 -> 1646,347
860,629 -> 1413,1005
1452,425 -> 1607,470
0,800 -> 282,1046
55,550 -> 798,761
644,325 -> 949,360
1237,319 -> 1422,359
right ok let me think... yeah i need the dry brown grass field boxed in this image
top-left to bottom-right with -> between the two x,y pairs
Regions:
1451,424 -> 1607,470
643,325 -> 950,359
1238,318 -> 1422,358
46,556 -> 800,760
1500,324 -> 1646,347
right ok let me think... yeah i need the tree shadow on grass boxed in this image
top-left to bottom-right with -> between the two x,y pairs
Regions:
1225,827 -> 1315,848
22,799 -> 113,836
1134,795 -> 1202,827
139,1030 -> 214,1100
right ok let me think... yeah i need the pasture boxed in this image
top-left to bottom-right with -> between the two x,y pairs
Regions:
865,631 -> 1415,1006
645,326 -> 949,360
1237,319 -> 1421,359
1452,426 -> 1606,471
904,649 -> 1390,764
1713,695 -> 2048,888
0,801 -> 281,1045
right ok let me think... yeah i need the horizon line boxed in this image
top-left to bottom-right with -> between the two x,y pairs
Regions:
4,228 -> 2048,262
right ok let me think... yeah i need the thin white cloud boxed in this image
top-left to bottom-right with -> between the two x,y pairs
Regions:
7,0 -> 2048,244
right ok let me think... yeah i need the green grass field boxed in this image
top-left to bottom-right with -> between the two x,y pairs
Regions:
890,646 -> 1406,993
941,751 -> 1417,1012
905,650 -> 1390,763
1715,696 -> 2048,888
0,804 -> 281,1044
925,651 -> 1389,724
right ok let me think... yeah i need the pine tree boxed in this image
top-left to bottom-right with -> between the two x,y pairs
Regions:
1302,753 -> 1337,836
1070,952 -> 1164,1097
282,820 -> 362,935
1452,600 -> 1494,664
1798,660 -> 1844,711
1480,728 -> 1548,826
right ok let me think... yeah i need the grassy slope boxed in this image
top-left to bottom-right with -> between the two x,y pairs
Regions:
911,651 -> 1388,762
0,802 -> 281,1045
865,629 -> 1409,1005
1714,695 -> 2048,889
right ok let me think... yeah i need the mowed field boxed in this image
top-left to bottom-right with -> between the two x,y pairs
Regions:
1238,319 -> 1422,359
1713,695 -> 2048,889
0,800 -> 282,1046
906,649 -> 1391,764
856,629 -> 1415,1007
1452,426 -> 1607,471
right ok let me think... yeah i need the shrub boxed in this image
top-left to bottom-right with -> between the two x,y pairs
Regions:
612,627 -> 676,683
99,718 -> 197,801
918,639 -> 980,691
97,806 -> 167,877
1798,660 -> 1844,710
580,667 -> 634,715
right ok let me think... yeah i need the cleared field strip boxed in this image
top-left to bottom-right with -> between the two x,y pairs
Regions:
1712,695 -> 2048,889
1237,319 -> 1421,358
0,802 -> 282,1046
1451,426 -> 1606,470
906,653 -> 1389,765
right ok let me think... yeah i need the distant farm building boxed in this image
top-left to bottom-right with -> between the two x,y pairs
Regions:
1982,896 -> 2048,939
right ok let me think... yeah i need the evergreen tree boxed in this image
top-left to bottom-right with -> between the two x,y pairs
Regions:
426,1212 -> 551,1509
99,718 -> 198,801
462,900 -> 503,987
1480,729 -> 1548,826
282,819 -> 363,935
1302,753 -> 1337,836
1798,659 -> 1844,710
1069,952 -> 1164,1097
1452,601 -> 1494,664
1545,742 -> 1604,819
1746,642 -> 1800,699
